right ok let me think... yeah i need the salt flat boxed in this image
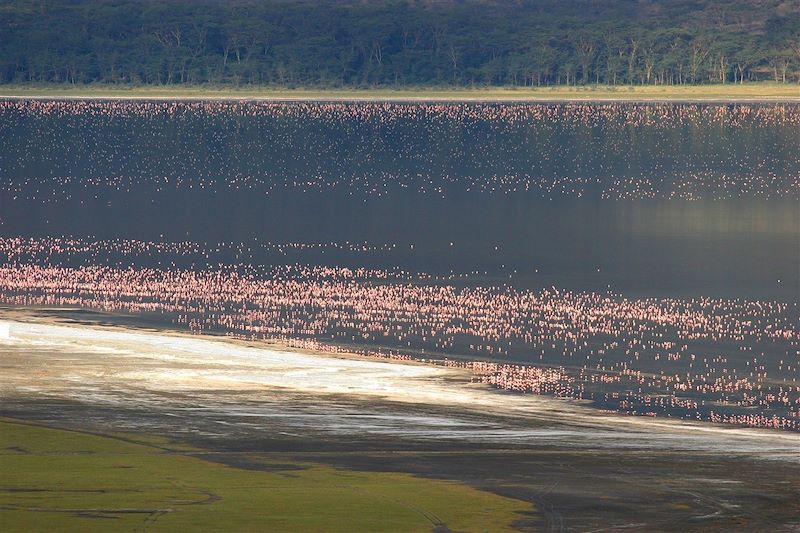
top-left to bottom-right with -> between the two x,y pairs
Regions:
2,317 -> 798,461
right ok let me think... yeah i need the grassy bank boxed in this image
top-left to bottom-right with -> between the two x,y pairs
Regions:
1,83 -> 799,101
0,418 -> 531,532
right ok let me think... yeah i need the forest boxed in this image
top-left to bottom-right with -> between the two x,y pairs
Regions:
1,0 -> 798,87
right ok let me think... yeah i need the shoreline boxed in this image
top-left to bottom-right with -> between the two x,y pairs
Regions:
0,305 -> 436,369
2,307 -> 799,447
1,84 -> 799,102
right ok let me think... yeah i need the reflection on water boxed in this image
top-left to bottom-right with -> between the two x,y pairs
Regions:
1,100 -> 798,297
2,195 -> 797,298
0,100 -> 797,432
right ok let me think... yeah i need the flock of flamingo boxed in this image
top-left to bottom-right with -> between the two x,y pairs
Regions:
1,100 -> 798,201
0,99 -> 797,432
0,236 -> 796,431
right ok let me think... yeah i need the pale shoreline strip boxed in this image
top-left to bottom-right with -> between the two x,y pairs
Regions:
1,92 -> 799,104
1,313 -> 799,460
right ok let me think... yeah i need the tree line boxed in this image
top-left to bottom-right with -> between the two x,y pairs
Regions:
1,0 -> 798,87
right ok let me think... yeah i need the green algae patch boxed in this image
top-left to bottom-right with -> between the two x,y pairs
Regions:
0,419 -> 531,532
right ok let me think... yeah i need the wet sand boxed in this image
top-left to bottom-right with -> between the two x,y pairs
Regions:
2,308 -> 799,531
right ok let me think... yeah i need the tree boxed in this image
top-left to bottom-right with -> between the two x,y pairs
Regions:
575,35 -> 596,84
0,0 -> 794,87
688,37 -> 711,84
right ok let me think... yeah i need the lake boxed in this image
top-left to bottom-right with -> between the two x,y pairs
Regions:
1,100 -> 797,297
0,99 -> 798,429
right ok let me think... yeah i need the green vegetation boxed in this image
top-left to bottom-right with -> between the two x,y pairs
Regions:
0,418 -> 531,532
1,0 -> 798,88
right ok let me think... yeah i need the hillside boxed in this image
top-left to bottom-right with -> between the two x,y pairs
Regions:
0,0 -> 798,87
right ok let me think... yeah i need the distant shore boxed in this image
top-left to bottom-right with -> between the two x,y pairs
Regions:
2,83 -> 799,102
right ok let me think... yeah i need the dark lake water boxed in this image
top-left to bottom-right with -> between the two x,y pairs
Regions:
1,99 -> 798,429
1,100 -> 797,299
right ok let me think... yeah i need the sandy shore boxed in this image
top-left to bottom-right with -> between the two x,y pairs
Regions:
1,84 -> 799,102
1,311 -> 797,457
3,96 -> 800,103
